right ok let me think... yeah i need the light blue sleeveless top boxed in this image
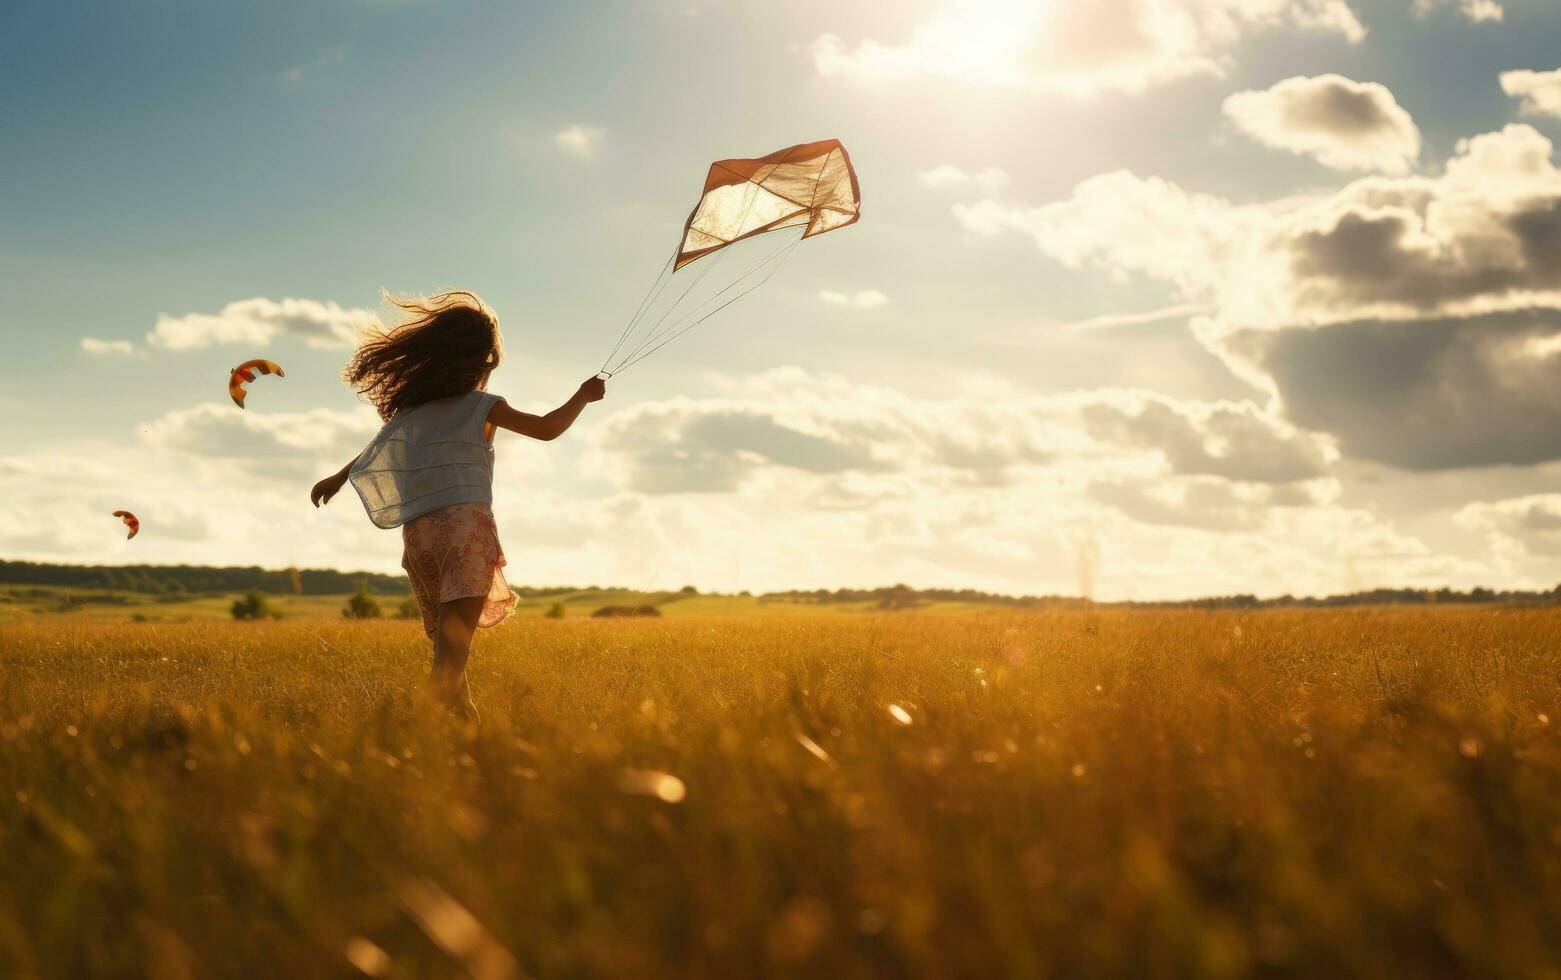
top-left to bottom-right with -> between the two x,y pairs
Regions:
349,389 -> 502,529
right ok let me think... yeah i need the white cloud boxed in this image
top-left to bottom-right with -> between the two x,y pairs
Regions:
1227,309 -> 1561,471
1414,0 -> 1504,23
1501,69 -> 1561,119
957,124 -> 1561,330
140,402 -> 382,480
591,369 -> 1331,496
1223,74 -> 1422,174
1088,474 -> 1336,532
0,374 -> 1513,600
567,369 -> 1500,598
811,0 -> 1364,98
1464,0 -> 1505,21
953,124 -> 1561,470
916,165 -> 1010,192
554,124 -> 605,159
80,337 -> 137,356
0,400 -> 404,574
1078,391 -> 1335,483
954,170 -> 1259,301
1458,494 -> 1561,558
0,441 -> 376,570
819,289 -> 890,309
1057,303 -> 1212,333
146,297 -> 378,351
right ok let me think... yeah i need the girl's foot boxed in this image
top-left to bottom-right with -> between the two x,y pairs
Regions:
421,672 -> 480,724
447,677 -> 481,724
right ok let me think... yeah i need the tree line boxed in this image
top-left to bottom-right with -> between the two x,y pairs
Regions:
0,560 -> 409,596
6,560 -> 1561,608
757,583 -> 1561,609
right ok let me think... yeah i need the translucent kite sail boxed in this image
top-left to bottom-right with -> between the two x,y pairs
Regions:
600,139 -> 861,376
675,139 -> 861,271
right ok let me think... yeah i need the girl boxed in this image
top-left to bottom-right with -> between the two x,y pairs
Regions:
310,291 -> 606,713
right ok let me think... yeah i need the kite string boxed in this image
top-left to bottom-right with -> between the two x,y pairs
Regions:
608,245 -> 730,371
600,251 -> 676,376
603,175 -> 779,376
608,176 -> 775,372
609,176 -> 772,372
614,232 -> 802,374
606,230 -> 801,374
609,232 -> 803,375
610,241 -> 798,375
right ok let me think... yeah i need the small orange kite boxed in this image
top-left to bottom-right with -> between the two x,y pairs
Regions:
112,510 -> 140,540
229,359 -> 285,408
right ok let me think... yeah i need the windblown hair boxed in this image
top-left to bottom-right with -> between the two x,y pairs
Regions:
346,291 -> 503,421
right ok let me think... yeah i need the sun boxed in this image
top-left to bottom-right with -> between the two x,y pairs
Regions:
915,0 -> 1047,89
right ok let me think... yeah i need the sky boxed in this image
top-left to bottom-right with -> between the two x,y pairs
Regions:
5,0 -> 1561,600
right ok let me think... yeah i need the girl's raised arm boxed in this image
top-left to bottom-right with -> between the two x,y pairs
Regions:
487,377 -> 606,442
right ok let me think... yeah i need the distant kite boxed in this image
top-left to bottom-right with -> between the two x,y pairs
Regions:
112,510 -> 140,540
229,359 -> 285,408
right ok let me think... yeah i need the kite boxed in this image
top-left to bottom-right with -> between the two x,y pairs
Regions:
599,139 -> 860,376
229,359 -> 285,408
675,138 -> 860,270
112,510 -> 140,540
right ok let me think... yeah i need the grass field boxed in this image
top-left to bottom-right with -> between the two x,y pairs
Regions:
0,584 -> 912,624
5,607 -> 1561,978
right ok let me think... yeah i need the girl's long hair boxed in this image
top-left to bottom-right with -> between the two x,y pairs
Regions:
346,291 -> 503,421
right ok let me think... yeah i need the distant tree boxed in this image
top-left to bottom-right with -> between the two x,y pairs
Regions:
679,585 -> 699,595
544,602 -> 566,619
343,581 -> 383,619
231,592 -> 274,620
591,605 -> 662,618
395,597 -> 419,620
877,584 -> 922,611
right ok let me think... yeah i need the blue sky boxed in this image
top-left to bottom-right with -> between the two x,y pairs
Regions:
5,0 -> 1561,598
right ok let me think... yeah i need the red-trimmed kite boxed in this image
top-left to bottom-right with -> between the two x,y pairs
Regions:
112,510 -> 140,540
229,359 -> 285,408
675,139 -> 860,271
598,139 -> 862,377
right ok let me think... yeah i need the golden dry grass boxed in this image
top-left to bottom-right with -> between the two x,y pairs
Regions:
4,608 -> 1561,978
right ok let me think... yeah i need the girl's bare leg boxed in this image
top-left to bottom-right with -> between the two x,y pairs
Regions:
429,595 -> 486,717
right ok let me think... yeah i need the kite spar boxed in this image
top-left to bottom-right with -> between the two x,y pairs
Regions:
599,139 -> 861,377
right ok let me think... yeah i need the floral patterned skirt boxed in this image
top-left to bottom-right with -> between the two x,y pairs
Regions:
400,503 -> 516,636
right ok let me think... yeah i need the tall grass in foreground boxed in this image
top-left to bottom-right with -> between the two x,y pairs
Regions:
4,609 -> 1561,978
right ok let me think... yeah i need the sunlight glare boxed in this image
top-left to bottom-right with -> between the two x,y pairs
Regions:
918,0 -> 1046,89
619,768 -> 688,804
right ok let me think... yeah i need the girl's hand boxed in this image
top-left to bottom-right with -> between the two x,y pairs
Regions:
311,472 -> 346,508
578,377 -> 607,403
